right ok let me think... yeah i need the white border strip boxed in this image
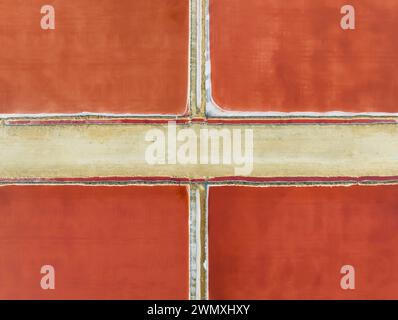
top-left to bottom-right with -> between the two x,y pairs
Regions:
189,184 -> 208,300
0,112 -> 183,119
189,185 -> 200,299
196,0 -> 203,113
